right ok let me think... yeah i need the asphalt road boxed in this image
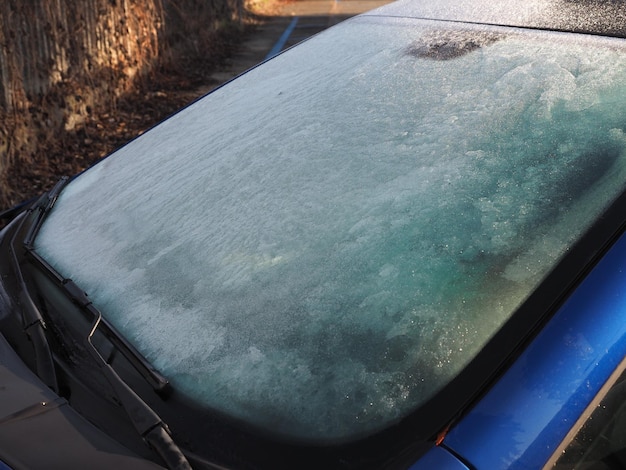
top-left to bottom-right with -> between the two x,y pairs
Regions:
209,0 -> 393,85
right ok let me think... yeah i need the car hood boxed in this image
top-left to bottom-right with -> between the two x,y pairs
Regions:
0,327 -> 162,469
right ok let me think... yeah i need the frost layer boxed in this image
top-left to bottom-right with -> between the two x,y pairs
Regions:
36,19 -> 626,440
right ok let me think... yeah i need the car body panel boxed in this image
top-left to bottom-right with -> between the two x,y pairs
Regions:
408,446 -> 469,469
0,329 -> 163,469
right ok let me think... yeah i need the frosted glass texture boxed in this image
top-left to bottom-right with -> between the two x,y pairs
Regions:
35,18 -> 626,441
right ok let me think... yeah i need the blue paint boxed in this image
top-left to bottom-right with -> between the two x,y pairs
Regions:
444,230 -> 626,469
265,17 -> 299,60
408,446 -> 469,470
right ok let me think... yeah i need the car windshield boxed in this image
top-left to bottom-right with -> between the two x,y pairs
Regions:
34,17 -> 626,442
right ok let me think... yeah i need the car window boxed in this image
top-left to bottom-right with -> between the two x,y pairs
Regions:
34,17 -> 626,441
548,361 -> 626,469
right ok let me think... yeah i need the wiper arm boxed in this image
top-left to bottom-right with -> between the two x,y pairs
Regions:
6,178 -> 70,392
8,178 -> 189,468
87,314 -> 192,470
20,178 -> 170,394
22,176 -> 70,247
26,250 -> 171,393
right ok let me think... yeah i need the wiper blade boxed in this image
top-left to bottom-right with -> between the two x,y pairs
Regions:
87,314 -> 192,470
6,178 -> 70,392
27,251 -> 171,393
22,176 -> 70,247
20,178 -> 170,394
7,179 -> 188,467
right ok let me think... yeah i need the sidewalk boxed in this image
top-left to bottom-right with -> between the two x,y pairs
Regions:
208,0 -> 393,86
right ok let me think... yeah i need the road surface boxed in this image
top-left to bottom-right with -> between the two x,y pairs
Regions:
209,0 -> 394,85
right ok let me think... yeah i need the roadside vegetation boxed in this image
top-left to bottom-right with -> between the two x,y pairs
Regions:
0,0 -> 281,208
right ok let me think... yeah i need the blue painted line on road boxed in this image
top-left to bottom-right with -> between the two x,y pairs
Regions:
265,17 -> 299,60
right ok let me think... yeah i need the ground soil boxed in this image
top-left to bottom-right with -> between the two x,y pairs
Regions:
6,2 -> 286,209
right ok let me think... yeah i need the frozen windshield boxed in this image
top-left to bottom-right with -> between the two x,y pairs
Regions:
35,17 -> 626,441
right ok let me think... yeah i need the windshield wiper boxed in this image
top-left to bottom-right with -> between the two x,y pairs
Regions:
25,250 -> 171,393
19,178 -> 170,394
21,177 -> 70,247
6,178 -> 70,392
87,314 -> 192,470
7,179 -> 190,467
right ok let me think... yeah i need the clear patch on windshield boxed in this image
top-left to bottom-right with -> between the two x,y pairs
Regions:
35,18 -> 626,441
406,28 -> 505,60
